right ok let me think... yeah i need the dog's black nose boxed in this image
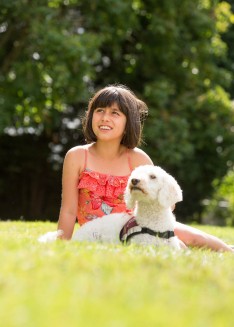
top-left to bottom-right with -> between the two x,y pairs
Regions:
131,178 -> 140,186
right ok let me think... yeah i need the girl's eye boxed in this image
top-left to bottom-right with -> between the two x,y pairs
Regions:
112,111 -> 120,116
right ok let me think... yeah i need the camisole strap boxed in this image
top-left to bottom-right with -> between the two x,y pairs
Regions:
127,149 -> 133,172
83,148 -> 88,170
83,147 -> 133,173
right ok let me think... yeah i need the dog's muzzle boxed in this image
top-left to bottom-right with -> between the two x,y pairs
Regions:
130,178 -> 145,193
131,178 -> 140,185
130,186 -> 144,192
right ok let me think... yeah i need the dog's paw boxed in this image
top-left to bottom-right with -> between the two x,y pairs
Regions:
38,230 -> 63,243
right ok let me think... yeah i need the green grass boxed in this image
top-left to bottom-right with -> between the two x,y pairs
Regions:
0,221 -> 234,327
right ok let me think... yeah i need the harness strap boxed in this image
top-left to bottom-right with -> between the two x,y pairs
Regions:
119,217 -> 175,244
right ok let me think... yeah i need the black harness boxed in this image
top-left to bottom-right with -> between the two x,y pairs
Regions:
119,217 -> 175,244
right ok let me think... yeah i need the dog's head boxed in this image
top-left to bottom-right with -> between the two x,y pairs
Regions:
124,165 -> 183,209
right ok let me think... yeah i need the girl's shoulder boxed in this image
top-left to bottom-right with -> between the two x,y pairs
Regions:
64,145 -> 90,174
65,144 -> 88,160
128,147 -> 154,169
66,144 -> 89,155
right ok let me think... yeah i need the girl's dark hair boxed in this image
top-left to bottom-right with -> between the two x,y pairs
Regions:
82,84 -> 148,148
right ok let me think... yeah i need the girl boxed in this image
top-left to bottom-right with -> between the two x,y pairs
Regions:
57,84 -> 233,252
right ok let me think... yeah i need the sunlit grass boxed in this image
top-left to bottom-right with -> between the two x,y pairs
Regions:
0,221 -> 233,327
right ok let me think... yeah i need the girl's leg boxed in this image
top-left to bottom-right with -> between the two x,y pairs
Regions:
175,222 -> 234,252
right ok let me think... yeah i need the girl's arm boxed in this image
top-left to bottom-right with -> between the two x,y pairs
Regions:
175,222 -> 234,252
57,148 -> 83,240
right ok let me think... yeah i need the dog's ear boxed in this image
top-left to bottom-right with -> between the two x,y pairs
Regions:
124,186 -> 136,209
158,176 -> 183,208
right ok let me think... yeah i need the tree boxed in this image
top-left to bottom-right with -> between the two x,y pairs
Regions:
0,0 -> 233,221
0,0 -> 102,133
202,170 -> 234,226
83,0 -> 234,221
220,0 -> 234,98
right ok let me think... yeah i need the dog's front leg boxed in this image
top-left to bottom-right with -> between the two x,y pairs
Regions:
169,236 -> 183,250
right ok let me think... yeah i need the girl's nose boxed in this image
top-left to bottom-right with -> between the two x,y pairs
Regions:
101,111 -> 110,121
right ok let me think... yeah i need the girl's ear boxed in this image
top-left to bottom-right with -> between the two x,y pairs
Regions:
158,177 -> 183,208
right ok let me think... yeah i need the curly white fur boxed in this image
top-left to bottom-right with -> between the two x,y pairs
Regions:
72,165 -> 182,249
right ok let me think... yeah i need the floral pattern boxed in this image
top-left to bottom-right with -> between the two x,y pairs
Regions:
77,169 -> 130,225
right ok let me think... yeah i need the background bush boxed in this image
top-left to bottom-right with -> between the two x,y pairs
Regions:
0,0 -> 234,223
202,169 -> 234,226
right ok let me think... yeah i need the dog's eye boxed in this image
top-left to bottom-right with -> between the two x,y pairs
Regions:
150,174 -> 156,179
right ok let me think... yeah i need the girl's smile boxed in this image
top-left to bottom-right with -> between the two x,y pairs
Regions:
99,125 -> 112,130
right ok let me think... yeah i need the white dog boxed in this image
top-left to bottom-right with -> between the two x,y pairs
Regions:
72,165 -> 182,249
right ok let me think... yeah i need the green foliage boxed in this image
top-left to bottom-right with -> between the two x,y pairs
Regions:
220,0 -> 234,97
202,169 -> 234,226
0,221 -> 234,327
0,0 -> 102,133
0,0 -> 234,221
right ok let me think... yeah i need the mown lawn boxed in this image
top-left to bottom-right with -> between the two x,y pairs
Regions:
0,221 -> 233,327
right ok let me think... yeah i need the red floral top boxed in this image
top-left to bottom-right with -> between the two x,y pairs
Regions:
77,169 -> 131,225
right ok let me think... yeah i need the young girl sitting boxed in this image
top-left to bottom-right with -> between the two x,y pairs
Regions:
57,84 -> 233,252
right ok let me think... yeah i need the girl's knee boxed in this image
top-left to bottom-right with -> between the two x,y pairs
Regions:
186,232 -> 208,247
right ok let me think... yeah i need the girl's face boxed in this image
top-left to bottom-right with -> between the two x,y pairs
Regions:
92,103 -> 127,143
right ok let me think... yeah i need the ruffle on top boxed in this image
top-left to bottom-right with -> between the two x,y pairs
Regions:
78,169 -> 129,199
